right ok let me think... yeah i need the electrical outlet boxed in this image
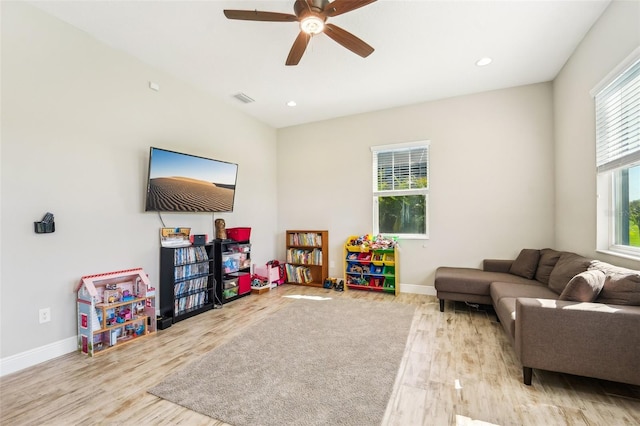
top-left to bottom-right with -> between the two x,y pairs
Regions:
39,307 -> 51,324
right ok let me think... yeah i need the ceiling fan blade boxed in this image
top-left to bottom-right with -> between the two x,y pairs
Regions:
223,10 -> 298,22
286,31 -> 311,66
323,0 -> 377,17
324,23 -> 374,58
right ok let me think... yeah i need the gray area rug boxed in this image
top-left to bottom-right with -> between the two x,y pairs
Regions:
149,297 -> 416,426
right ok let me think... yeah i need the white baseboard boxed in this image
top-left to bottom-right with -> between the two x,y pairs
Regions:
400,283 -> 436,296
0,336 -> 77,377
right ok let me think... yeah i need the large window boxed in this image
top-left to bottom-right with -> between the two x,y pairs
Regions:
371,141 -> 429,238
594,53 -> 640,258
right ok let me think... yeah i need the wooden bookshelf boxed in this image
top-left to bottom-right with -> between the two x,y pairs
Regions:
285,230 -> 328,287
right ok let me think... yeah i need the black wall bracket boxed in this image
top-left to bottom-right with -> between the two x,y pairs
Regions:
34,212 -> 55,234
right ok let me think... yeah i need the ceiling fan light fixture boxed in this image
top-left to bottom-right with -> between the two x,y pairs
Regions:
223,0 -> 378,65
300,15 -> 325,34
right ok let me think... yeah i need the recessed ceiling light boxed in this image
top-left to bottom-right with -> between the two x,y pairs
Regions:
287,100 -> 297,107
476,57 -> 493,67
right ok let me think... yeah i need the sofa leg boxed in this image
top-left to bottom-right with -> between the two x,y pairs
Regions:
439,299 -> 444,312
523,367 -> 532,386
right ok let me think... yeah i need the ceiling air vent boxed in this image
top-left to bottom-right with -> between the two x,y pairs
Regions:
233,92 -> 255,104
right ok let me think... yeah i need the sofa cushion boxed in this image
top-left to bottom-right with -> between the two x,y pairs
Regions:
559,270 -> 605,302
495,297 -> 517,340
483,259 -> 513,273
597,272 -> 640,305
490,281 -> 558,305
435,267 -> 537,297
535,248 -> 562,284
548,252 -> 592,294
509,249 -> 540,279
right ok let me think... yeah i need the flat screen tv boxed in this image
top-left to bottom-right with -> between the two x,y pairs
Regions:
145,147 -> 238,212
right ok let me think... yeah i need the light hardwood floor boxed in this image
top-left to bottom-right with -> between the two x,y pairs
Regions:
1,285 -> 639,425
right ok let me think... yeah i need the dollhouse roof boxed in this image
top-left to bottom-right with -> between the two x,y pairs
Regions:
75,267 -> 150,296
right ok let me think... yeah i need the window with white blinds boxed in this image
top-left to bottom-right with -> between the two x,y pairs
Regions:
594,51 -> 640,259
374,146 -> 429,191
595,58 -> 640,172
371,141 -> 430,238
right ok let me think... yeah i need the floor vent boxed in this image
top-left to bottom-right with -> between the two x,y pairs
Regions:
233,92 -> 255,104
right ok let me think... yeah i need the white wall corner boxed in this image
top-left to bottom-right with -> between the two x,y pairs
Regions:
0,337 -> 77,377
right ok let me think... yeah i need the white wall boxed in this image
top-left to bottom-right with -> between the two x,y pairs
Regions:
0,2 -> 278,363
277,83 -> 556,288
553,0 -> 640,270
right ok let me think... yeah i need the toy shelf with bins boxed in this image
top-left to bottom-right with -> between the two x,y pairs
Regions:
343,236 -> 400,295
285,230 -> 328,287
76,268 -> 156,356
160,244 -> 215,324
214,238 -> 252,304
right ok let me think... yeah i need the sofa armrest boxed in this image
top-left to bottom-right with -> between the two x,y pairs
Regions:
515,298 -> 640,386
483,259 -> 513,273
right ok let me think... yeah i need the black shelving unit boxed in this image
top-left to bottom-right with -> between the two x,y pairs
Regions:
213,238 -> 252,304
159,244 -> 215,324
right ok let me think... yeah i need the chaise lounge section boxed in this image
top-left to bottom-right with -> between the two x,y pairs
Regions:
435,248 -> 640,386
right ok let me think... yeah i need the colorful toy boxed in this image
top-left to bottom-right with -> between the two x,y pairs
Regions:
347,234 -> 398,249
120,308 -> 132,321
121,290 -> 134,301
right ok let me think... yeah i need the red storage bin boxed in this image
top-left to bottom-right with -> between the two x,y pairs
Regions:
227,227 -> 251,241
235,272 -> 251,294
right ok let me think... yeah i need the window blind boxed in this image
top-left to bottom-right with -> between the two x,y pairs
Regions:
595,58 -> 640,172
372,144 -> 429,191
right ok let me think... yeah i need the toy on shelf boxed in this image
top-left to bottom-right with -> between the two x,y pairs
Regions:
346,234 -> 398,250
103,289 -> 121,304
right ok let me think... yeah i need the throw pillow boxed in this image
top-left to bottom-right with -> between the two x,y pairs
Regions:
589,260 -> 636,276
547,252 -> 592,294
534,248 -> 562,284
597,272 -> 640,306
509,249 -> 540,279
559,270 -> 605,302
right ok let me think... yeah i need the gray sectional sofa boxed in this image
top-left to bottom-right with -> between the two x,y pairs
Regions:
435,248 -> 640,386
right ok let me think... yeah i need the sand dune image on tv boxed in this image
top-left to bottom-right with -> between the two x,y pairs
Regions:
146,176 -> 235,212
144,147 -> 238,213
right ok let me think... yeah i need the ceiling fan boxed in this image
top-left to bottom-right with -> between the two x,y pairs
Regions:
223,0 -> 376,66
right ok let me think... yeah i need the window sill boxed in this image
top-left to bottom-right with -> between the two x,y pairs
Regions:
596,249 -> 640,262
395,235 -> 430,241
